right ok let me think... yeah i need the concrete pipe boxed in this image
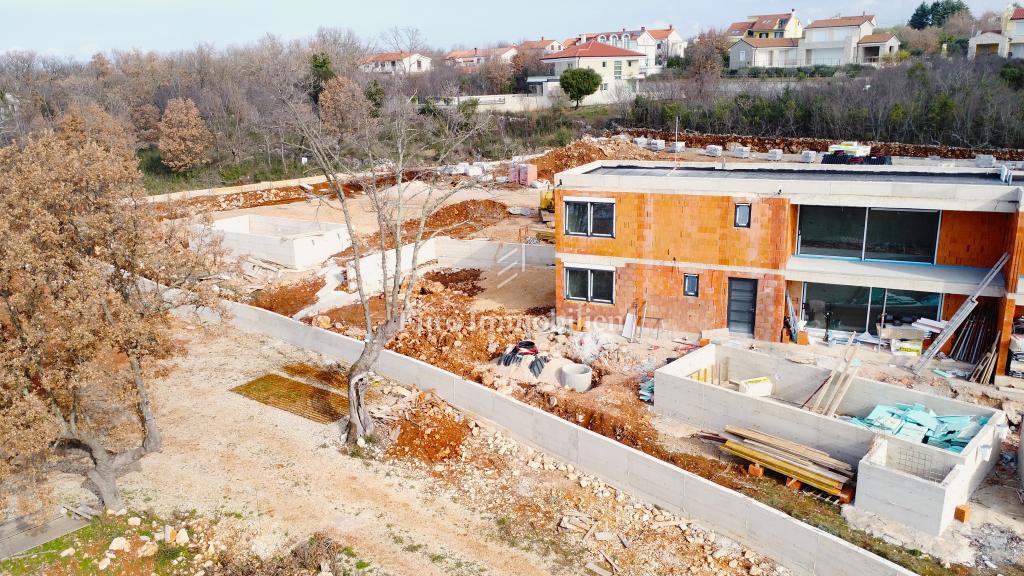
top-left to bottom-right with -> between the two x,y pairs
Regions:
559,364 -> 593,393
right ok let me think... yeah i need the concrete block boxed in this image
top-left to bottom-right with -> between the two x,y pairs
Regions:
452,380 -> 497,420
578,431 -> 629,486
529,410 -> 580,463
624,451 -> 684,511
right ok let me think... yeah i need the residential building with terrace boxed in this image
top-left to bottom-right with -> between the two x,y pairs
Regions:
726,11 -> 803,43
445,46 -> 518,67
729,13 -> 900,69
562,26 -> 687,77
359,52 -> 432,75
969,5 -> 1024,59
542,41 -> 645,93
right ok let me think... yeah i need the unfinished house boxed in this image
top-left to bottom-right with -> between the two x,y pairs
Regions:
552,161 -> 1024,382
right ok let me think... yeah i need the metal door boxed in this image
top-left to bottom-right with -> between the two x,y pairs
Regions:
727,278 -> 758,336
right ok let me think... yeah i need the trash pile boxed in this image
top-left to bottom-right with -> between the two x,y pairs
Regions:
497,340 -> 549,377
843,403 -> 989,453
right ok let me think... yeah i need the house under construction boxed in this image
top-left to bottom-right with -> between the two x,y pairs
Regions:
553,160 -> 1024,378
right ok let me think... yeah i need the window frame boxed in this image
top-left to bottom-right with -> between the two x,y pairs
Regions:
795,205 -> 941,264
564,266 -> 615,304
734,203 -> 752,228
563,198 -> 615,238
683,274 -> 699,297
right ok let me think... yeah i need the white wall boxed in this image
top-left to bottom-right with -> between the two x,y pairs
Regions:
654,344 -> 1005,535
204,300 -> 916,576
210,215 -> 350,269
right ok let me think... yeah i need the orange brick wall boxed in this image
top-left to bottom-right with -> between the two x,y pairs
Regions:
555,190 -> 791,268
936,211 -> 1011,268
555,261 -> 787,342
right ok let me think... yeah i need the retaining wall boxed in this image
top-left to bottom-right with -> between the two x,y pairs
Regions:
211,215 -> 350,269
146,175 -> 329,204
204,299 -> 915,576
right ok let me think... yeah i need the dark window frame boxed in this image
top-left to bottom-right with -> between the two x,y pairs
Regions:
563,200 -> 615,238
734,203 -> 752,228
683,274 -> 699,297
564,267 -> 615,304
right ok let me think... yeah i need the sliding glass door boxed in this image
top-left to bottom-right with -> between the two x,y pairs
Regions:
802,282 -> 941,334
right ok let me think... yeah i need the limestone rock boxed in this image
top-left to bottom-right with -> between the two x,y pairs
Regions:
127,517 -> 142,527
108,537 -> 128,552
175,528 -> 190,545
139,541 -> 159,558
98,557 -> 111,570
313,315 -> 332,329
59,547 -> 75,558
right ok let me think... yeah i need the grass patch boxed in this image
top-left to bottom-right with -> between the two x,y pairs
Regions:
137,148 -> 310,196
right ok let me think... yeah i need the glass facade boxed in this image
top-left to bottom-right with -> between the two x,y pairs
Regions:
798,206 -> 866,259
798,206 -> 940,263
803,282 -> 940,334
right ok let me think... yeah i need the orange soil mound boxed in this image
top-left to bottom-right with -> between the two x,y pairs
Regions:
387,392 -> 469,463
249,276 -> 325,317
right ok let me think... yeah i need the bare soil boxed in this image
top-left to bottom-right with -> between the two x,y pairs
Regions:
248,276 -> 325,317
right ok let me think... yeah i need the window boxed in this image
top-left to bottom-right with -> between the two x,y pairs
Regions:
740,50 -> 747,62
565,267 -> 615,303
797,206 -> 939,263
602,61 -> 607,67
734,203 -> 751,228
564,200 -> 615,237
803,282 -> 940,335
683,274 -> 699,297
863,209 -> 939,263
798,205 -> 866,258
600,83 -> 608,91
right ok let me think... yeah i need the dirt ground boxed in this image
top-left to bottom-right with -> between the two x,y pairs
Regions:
211,183 -> 540,239
42,322 -> 783,576
471,266 -> 555,312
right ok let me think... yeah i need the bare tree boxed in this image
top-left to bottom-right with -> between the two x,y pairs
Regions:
286,76 -> 490,442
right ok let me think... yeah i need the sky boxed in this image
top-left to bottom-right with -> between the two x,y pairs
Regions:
1,0 -> 1011,59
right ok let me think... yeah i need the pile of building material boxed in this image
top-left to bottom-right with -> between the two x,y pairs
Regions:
720,425 -> 855,502
843,404 -> 989,453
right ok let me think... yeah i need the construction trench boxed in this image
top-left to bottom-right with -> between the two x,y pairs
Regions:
163,138 -> 1024,575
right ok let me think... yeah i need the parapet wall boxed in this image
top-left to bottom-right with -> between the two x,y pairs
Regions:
201,299 -> 915,576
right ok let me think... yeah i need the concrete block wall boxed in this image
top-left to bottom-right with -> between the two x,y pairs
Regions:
655,344 -> 1005,535
210,300 -> 915,576
211,215 -> 350,270
434,237 -> 556,269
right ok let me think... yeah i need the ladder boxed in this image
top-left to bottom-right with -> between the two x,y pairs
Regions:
911,252 -> 1009,374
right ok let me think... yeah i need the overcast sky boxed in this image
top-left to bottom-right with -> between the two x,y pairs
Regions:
2,0 -> 1010,59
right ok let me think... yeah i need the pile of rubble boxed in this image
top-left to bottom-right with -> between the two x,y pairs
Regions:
387,394 -> 786,576
530,139 -> 660,181
386,391 -> 471,463
628,129 -> 1024,161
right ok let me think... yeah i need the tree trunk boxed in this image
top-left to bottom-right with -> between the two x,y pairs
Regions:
129,354 -> 162,453
86,458 -> 123,512
344,319 -> 400,443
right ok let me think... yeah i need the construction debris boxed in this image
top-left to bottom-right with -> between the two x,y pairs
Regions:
721,425 -> 854,502
843,403 -> 989,453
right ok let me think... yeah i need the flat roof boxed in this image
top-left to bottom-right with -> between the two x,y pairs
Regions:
556,161 -> 1024,213
583,164 -> 1011,187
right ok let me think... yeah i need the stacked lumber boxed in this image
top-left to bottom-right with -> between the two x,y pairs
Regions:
721,425 -> 855,502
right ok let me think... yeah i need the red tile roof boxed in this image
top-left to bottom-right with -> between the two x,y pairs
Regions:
750,13 -> 792,30
542,40 -> 645,60
736,38 -> 799,48
361,52 -> 413,64
727,21 -> 754,37
518,38 -> 560,50
858,33 -> 895,44
806,15 -> 875,29
446,46 -> 515,60
1013,7 -> 1024,19
646,28 -> 677,40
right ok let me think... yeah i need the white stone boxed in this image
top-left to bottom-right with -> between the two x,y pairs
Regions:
108,537 -> 128,552
127,517 -> 142,527
59,547 -> 75,558
139,541 -> 159,558
98,557 -> 111,570
175,528 -> 190,546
